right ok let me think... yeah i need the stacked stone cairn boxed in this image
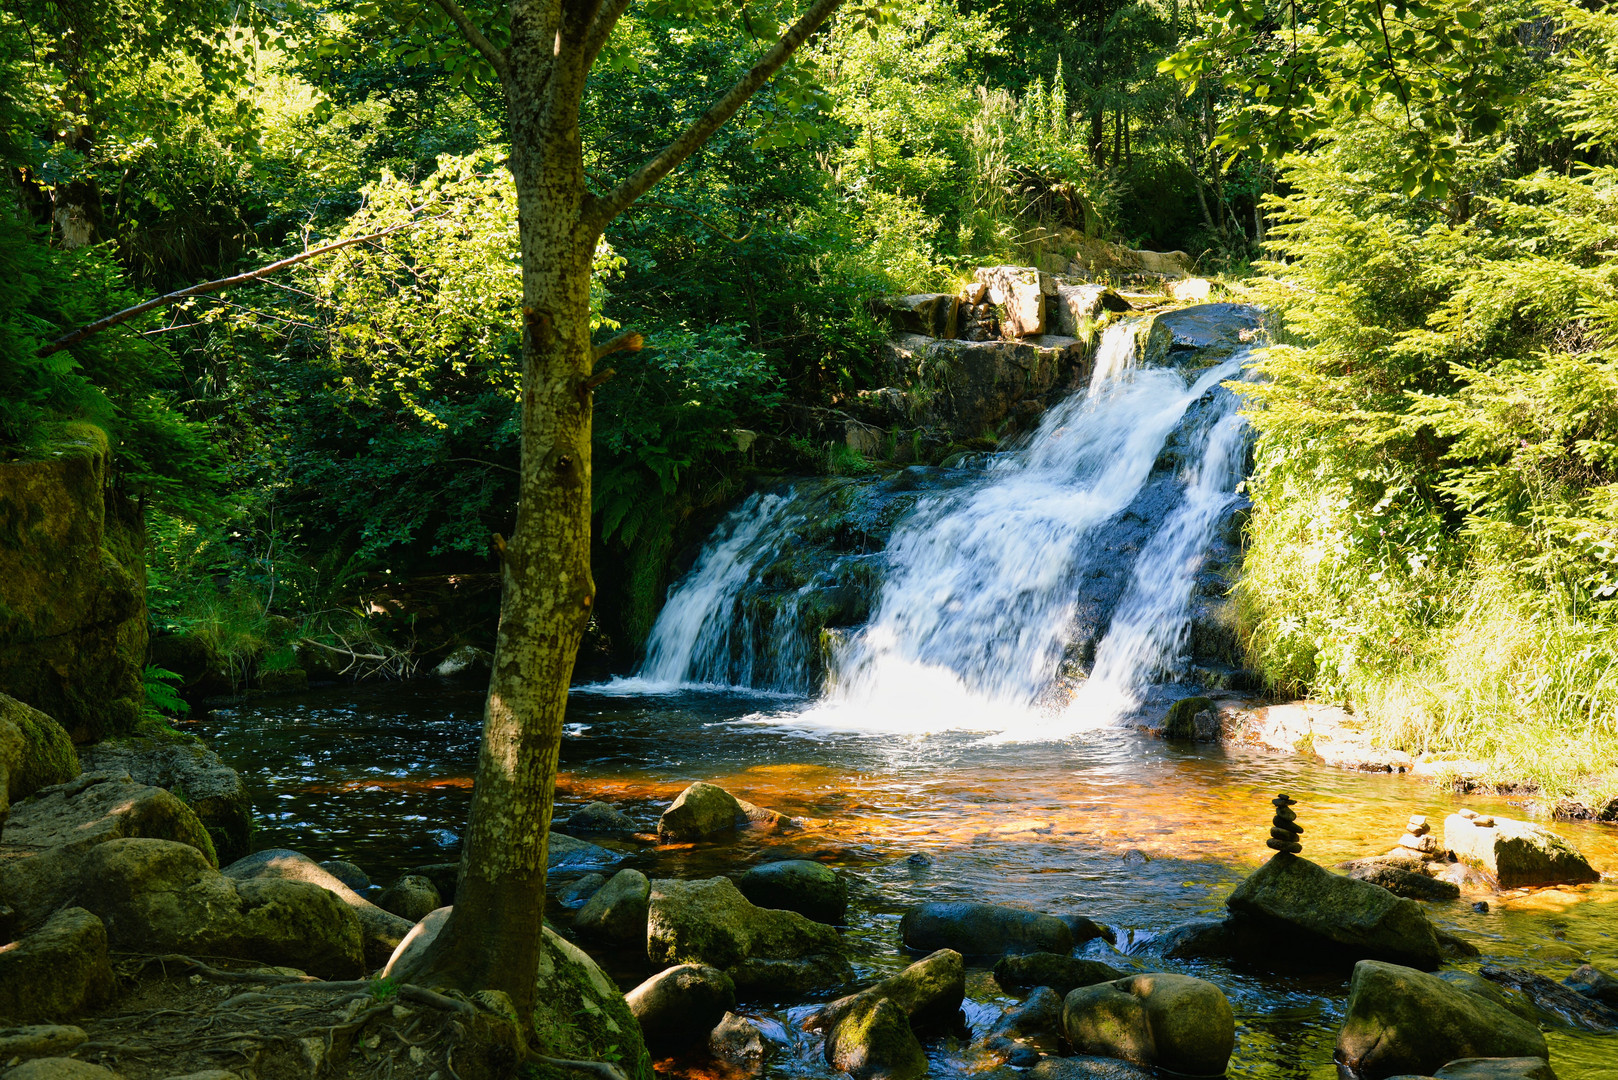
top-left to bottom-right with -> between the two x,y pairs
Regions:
1397,814 -> 1445,860
1268,793 -> 1303,854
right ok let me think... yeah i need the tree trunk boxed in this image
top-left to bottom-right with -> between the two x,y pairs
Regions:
1089,106 -> 1104,168
404,16 -> 599,1025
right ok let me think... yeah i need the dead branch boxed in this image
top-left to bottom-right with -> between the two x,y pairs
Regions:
38,212 -> 452,357
534,1056 -> 631,1080
592,330 -> 643,363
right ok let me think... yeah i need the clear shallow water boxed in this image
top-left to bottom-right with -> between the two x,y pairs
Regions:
196,680 -> 1618,1080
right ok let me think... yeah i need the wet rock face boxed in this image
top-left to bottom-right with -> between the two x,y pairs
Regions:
993,952 -> 1126,997
1336,960 -> 1548,1079
878,334 -> 1087,440
898,902 -> 1072,958
873,294 -> 960,340
0,425 -> 148,742
1443,811 -> 1600,888
1062,972 -> 1235,1076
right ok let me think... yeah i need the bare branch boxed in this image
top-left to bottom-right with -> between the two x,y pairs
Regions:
37,213 -> 451,357
582,0 -> 636,69
591,0 -> 845,227
431,0 -> 510,81
533,1056 -> 629,1080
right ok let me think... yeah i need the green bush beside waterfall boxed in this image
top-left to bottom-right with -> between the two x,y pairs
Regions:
1234,3 -> 1618,808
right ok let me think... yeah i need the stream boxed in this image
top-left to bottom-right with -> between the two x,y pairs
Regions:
194,306 -> 1618,1079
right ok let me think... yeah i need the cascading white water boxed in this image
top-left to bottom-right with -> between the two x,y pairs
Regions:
629,491 -> 808,690
1072,386 -> 1251,719
814,347 -> 1246,727
617,313 -> 1256,734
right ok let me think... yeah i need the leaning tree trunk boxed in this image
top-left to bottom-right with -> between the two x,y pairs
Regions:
402,21 -> 599,1025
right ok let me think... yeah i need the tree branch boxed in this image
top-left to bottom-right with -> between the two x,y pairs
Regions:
591,329 -> 643,362
37,213 -> 451,357
590,0 -> 845,227
431,0 -> 510,81
582,0 -> 636,69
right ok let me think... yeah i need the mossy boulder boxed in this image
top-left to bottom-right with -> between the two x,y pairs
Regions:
0,424 -> 147,742
658,781 -> 744,842
575,868 -> 650,943
1162,696 -> 1217,740
222,848 -> 413,969
823,995 -> 927,1080
625,963 -> 736,1056
994,952 -> 1126,996
1337,960 -> 1548,1079
78,735 -> 251,864
1226,852 -> 1446,969
737,859 -> 848,924
646,876 -> 851,994
899,901 -> 1072,957
812,949 -> 965,1032
0,907 -> 114,1021
1062,972 -> 1235,1075
1444,812 -> 1600,888
0,693 -> 79,825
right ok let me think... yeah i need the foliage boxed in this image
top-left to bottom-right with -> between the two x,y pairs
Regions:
142,665 -> 191,722
1235,3 -> 1618,804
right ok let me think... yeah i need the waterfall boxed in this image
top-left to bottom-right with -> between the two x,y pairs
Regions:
614,311 -> 1257,734
815,350 -> 1246,728
1073,397 -> 1251,718
632,491 -> 811,691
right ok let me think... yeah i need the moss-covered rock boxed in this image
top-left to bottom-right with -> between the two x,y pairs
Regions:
78,735 -> 250,864
1162,696 -> 1216,740
0,424 -> 147,742
0,907 -> 114,1021
0,693 -> 80,824
993,952 -> 1126,997
824,995 -> 927,1080
1063,972 -> 1235,1075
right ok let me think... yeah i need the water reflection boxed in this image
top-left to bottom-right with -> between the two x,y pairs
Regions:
196,682 -> 1618,1080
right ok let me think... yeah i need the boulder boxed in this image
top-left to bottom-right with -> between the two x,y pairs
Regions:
1055,915 -> 1115,945
811,950 -> 964,1031
1161,696 -> 1218,741
78,737 -> 252,864
1149,915 -> 1272,961
1566,963 -> 1618,1007
1476,964 -> 1618,1030
0,1027 -> 88,1058
975,267 -> 1050,338
658,782 -> 743,842
318,859 -> 370,892
1226,853 -> 1445,969
1343,855 -> 1462,901
899,902 -> 1071,957
1435,971 -> 1540,1025
823,996 -> 926,1080
1444,813 -> 1599,888
406,862 -> 459,904
708,1013 -> 768,1072
385,908 -> 654,1080
377,874 -> 442,922
1153,303 -> 1261,356
1336,960 -> 1548,1079
1047,284 -> 1131,336
874,294 -> 960,340
547,831 -> 622,872
76,838 -> 365,979
737,860 -> 847,924
0,695 -> 78,828
735,798 -> 798,832
1,773 -> 219,924
993,952 -> 1125,996
879,334 -> 1084,439
432,644 -> 491,678
575,868 -> 650,943
0,908 -> 113,1021
625,963 -> 736,1056
1028,1056 -> 1156,1080
646,876 -> 850,994
2,1061 -> 124,1080
1062,973 -> 1234,1076
558,873 -> 607,909
564,801 -> 639,835
221,849 -> 412,969
1433,1059 -> 1557,1080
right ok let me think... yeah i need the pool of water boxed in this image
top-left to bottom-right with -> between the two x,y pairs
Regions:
192,681 -> 1618,1080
